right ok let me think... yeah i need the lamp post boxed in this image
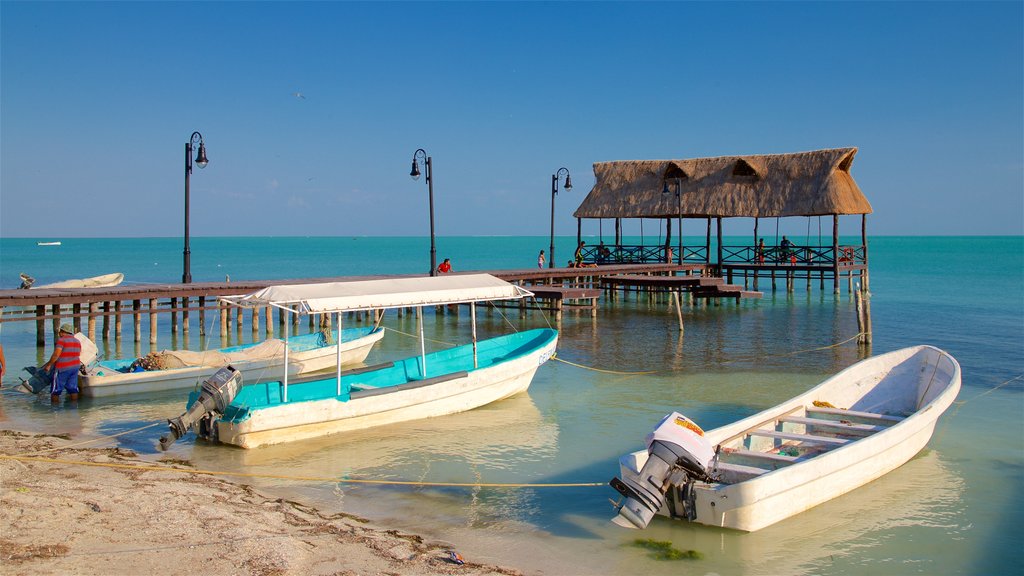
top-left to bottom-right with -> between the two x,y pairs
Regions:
549,167 -> 572,268
663,176 -> 681,264
183,131 -> 208,284
410,149 -> 436,276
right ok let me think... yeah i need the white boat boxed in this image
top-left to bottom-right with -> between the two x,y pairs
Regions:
159,274 -> 557,450
21,272 -> 124,289
37,241 -> 62,246
611,345 -> 961,532
80,326 -> 385,398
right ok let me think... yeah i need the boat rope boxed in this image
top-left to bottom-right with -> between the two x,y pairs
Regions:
551,356 -> 658,375
17,422 -> 163,456
0,453 -> 606,489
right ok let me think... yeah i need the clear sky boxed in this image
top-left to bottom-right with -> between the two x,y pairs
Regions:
1,1 -> 1021,239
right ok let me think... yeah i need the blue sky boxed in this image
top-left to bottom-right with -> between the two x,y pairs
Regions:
1,1 -> 1021,238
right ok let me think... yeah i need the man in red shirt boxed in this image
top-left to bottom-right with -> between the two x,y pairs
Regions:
436,258 -> 452,274
42,323 -> 82,404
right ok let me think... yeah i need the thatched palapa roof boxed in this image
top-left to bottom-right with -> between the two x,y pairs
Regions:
573,148 -> 872,219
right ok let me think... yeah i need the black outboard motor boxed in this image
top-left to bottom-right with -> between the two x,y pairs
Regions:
158,365 -> 242,451
610,412 -> 716,529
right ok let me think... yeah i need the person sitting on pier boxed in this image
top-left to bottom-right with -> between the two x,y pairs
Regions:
436,258 -> 452,274
41,324 -> 81,404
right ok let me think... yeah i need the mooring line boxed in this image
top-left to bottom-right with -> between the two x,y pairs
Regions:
0,454 -> 606,488
17,422 -> 163,456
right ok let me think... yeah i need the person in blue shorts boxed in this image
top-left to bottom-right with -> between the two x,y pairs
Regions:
42,324 -> 82,404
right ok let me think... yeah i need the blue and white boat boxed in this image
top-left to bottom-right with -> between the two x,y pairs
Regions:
80,327 -> 384,398
159,274 -> 557,449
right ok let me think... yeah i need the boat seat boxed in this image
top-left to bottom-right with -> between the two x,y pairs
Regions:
805,406 -> 903,424
748,429 -> 850,446
722,447 -> 804,468
780,415 -> 886,436
712,461 -> 770,482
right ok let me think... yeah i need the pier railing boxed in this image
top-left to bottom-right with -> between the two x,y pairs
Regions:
580,244 -> 708,264
722,244 -> 866,265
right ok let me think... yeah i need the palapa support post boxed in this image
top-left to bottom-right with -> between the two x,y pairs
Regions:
265,306 -> 273,335
72,303 -> 81,333
251,306 -> 259,333
220,302 -> 228,338
833,215 -> 841,294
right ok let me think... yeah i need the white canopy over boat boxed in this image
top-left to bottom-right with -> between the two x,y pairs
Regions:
221,274 -> 533,313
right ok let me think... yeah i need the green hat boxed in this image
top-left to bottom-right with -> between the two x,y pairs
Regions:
59,323 -> 74,334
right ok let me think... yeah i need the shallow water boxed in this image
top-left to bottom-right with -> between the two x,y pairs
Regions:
1,236 -> 1021,575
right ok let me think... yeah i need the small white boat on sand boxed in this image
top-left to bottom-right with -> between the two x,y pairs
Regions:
159,274 -> 557,450
81,327 -> 384,398
611,345 -> 961,532
20,272 -> 124,289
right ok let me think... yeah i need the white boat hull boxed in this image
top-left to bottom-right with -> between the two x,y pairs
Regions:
618,345 -> 961,532
80,329 -> 384,398
216,333 -> 557,449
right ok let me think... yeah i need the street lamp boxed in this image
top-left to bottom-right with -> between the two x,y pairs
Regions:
410,148 -> 437,276
663,175 -> 682,265
183,131 -> 208,284
549,167 -> 572,268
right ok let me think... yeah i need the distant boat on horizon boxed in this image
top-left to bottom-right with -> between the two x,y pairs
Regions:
37,241 -> 61,246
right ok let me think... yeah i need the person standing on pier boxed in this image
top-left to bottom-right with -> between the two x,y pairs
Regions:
41,324 -> 81,404
574,241 -> 586,267
0,342 -> 6,388
537,250 -> 545,269
437,258 -> 452,274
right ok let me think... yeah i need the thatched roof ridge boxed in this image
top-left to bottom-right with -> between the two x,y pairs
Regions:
573,148 -> 872,219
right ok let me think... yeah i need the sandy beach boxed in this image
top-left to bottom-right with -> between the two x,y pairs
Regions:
0,430 -> 521,576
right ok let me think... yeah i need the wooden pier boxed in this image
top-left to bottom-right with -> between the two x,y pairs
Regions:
0,264 -> 698,346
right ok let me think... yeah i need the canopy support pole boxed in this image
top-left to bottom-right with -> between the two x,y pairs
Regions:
283,320 -> 290,403
471,302 -> 478,369
418,306 -> 427,377
336,311 -> 343,396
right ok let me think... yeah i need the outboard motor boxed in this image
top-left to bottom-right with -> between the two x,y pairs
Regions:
610,412 -> 715,529
158,365 -> 242,451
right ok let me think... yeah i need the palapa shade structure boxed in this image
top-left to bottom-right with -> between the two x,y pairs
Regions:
573,147 -> 872,219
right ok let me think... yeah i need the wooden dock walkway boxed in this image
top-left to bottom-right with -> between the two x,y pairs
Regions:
0,264 -> 693,345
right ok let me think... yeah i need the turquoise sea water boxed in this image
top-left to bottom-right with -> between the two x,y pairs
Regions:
0,235 -> 1022,575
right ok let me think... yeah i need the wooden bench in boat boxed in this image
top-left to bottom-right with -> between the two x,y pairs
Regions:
721,447 -> 807,469
805,406 -> 904,424
779,415 -> 888,436
747,429 -> 851,446
712,461 -> 771,482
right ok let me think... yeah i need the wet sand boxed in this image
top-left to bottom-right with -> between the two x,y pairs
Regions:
0,430 -> 521,576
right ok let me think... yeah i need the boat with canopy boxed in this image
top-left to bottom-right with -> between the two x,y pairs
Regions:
159,274 -> 557,449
